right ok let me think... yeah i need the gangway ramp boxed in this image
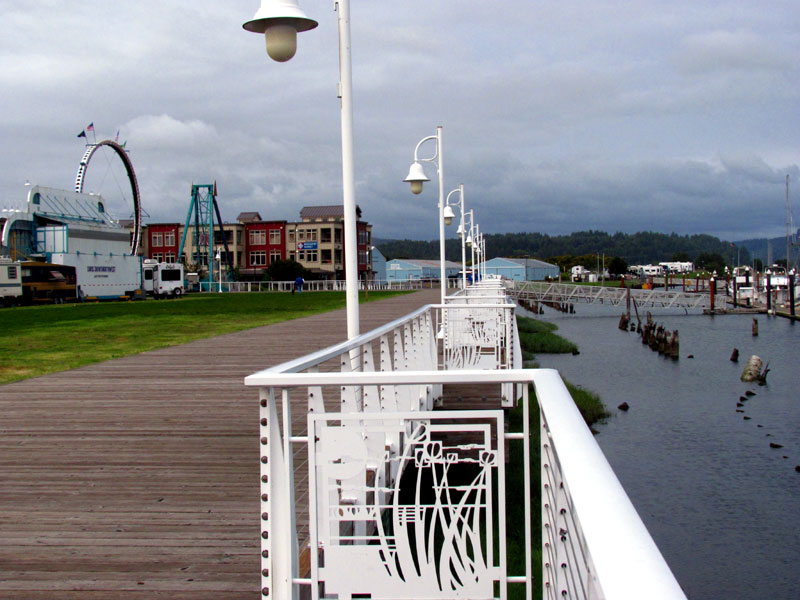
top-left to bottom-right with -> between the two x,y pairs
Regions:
505,280 -> 712,310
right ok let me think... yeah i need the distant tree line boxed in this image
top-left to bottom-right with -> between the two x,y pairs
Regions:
375,230 -> 749,272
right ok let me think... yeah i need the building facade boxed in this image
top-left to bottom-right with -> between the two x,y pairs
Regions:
386,258 -> 462,282
371,247 -> 387,281
286,205 -> 372,280
136,205 -> 372,281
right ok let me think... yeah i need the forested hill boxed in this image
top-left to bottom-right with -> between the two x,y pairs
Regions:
375,230 -> 747,266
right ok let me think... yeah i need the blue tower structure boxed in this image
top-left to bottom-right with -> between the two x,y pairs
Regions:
177,183 -> 235,289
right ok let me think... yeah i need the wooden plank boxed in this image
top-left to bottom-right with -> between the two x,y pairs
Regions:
0,289 -> 440,598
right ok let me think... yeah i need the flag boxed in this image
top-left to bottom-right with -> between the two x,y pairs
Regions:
121,141 -> 127,148
87,122 -> 94,132
114,130 -> 119,142
77,130 -> 86,138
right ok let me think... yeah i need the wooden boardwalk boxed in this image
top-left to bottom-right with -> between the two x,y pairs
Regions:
0,289 -> 440,599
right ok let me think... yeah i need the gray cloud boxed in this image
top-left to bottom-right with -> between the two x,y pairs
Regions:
1,0 -> 798,247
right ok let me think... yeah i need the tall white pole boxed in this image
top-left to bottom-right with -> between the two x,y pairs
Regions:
473,225 -> 479,282
337,0 -> 359,338
459,185 -> 466,289
436,125 -> 446,303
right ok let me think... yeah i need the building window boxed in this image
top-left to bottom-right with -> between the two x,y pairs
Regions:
306,250 -> 318,263
152,232 -> 163,247
250,251 -> 267,266
165,252 -> 176,262
152,252 -> 164,262
321,228 -> 332,243
334,229 -> 342,244
269,229 -> 281,244
358,250 -> 367,265
270,250 -> 282,263
321,249 -> 332,264
249,230 -> 266,246
358,229 -> 367,245
297,229 -> 305,241
288,230 -> 295,243
164,231 -> 175,246
307,229 -> 317,241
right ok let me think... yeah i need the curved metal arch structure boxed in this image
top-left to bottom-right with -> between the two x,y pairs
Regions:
75,140 -> 141,256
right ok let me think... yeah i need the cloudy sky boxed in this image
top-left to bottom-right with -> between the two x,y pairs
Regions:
1,1 -> 798,242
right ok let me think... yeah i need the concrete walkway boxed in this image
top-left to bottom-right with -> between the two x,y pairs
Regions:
0,289 -> 440,599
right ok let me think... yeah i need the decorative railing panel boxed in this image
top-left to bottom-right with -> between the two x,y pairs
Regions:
309,409 -> 507,600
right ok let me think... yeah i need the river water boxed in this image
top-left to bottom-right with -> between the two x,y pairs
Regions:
529,303 -> 799,600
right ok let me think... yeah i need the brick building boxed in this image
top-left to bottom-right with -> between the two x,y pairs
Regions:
135,205 -> 372,281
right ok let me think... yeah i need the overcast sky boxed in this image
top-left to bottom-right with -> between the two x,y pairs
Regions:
1,1 -> 798,242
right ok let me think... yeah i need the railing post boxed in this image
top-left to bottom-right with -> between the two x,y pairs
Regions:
259,387 -> 298,600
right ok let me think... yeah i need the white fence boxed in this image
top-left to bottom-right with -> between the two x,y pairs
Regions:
194,279 -> 426,293
244,284 -> 687,599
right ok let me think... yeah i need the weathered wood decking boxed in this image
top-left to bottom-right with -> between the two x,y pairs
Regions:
0,289 -> 440,599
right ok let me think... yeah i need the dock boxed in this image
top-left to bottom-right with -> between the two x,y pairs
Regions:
0,289 -> 440,599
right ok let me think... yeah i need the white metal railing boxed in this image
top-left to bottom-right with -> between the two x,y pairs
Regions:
505,280 -> 711,310
245,365 -> 686,600
244,282 -> 686,600
193,279 -> 425,293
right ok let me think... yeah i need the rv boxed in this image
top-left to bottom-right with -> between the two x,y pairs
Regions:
0,258 -> 22,305
142,259 -> 184,298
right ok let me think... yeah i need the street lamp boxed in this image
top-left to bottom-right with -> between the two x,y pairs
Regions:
404,126 -> 447,303
446,184 -> 467,289
242,0 -> 318,62
463,209 -> 476,284
243,0 -> 361,339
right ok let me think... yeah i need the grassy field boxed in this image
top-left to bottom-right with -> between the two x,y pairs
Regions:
0,291 -> 409,385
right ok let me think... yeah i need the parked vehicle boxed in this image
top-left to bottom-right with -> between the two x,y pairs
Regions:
0,258 -> 22,305
21,261 -> 77,304
142,259 -> 184,298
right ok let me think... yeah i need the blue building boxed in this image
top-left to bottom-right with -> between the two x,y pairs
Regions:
371,247 -> 387,281
483,257 -> 559,281
386,258 -> 462,282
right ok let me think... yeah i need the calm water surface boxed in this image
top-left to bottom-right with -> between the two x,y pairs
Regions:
531,304 -> 799,600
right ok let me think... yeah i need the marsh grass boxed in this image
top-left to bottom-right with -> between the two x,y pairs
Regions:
0,291 -> 409,384
517,316 -> 578,354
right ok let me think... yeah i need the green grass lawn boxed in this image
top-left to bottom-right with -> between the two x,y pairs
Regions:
0,291 -> 409,385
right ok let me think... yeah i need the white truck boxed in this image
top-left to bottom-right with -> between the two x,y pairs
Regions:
142,259 -> 184,298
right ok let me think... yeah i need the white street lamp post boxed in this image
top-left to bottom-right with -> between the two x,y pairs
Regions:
464,210 -> 475,284
404,126 -> 447,303
215,249 -> 223,293
446,184 -> 467,289
472,226 -> 481,282
244,0 -> 360,339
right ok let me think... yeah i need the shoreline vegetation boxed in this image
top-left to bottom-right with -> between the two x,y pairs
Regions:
0,290 -> 410,385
